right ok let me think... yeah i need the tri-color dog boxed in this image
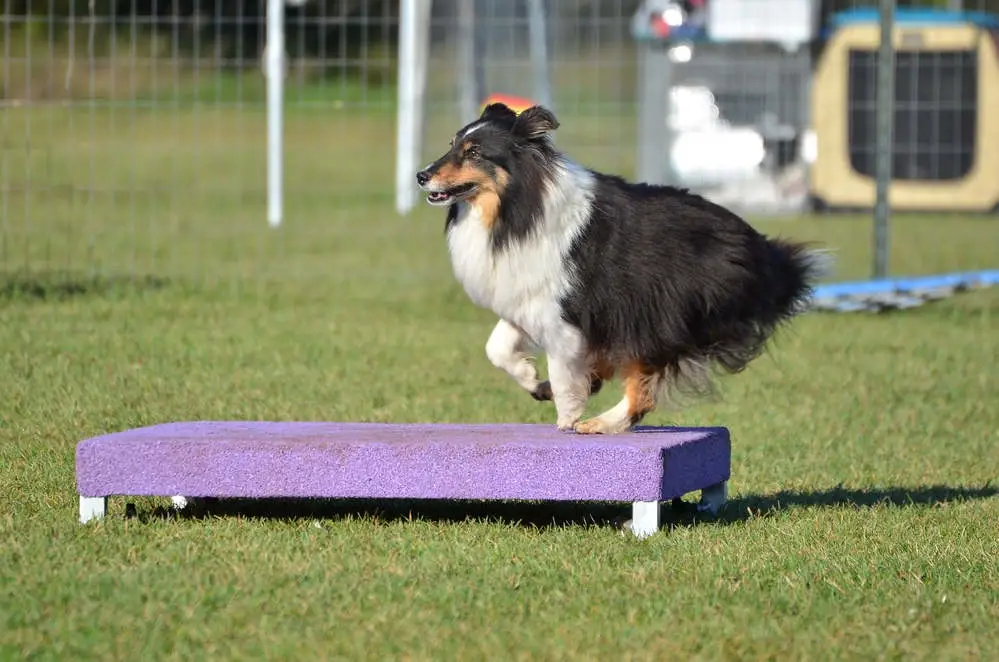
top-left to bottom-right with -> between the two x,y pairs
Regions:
416,102 -> 830,434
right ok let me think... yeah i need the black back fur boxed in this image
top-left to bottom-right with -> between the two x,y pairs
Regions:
560,173 -> 820,388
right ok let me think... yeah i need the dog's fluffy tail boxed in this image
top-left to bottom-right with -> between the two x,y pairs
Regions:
659,241 -> 832,408
768,240 -> 835,316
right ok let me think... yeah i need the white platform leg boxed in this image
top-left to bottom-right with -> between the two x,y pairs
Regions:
628,500 -> 660,539
80,496 -> 107,524
171,495 -> 207,513
697,481 -> 728,516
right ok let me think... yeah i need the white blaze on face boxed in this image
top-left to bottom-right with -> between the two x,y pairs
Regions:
459,122 -> 485,139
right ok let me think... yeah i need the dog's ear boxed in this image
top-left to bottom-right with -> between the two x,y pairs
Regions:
513,106 -> 559,140
479,102 -> 518,125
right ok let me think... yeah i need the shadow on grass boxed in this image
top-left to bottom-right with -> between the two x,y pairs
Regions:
139,483 -> 998,533
0,270 -> 171,302
706,483 -> 998,526
144,497 -> 635,532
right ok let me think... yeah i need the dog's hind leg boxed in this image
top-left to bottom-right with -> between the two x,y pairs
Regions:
575,363 -> 662,435
485,319 -> 551,400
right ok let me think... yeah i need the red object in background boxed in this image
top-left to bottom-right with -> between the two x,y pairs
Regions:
480,93 -> 537,115
650,13 -> 672,38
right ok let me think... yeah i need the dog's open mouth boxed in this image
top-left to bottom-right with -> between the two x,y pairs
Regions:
426,182 -> 477,206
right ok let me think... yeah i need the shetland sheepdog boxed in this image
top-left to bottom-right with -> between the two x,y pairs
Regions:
416,102 -> 830,434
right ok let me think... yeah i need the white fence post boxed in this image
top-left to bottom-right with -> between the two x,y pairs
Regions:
395,0 -> 433,216
266,0 -> 286,228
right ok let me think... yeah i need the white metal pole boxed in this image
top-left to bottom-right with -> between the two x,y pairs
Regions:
526,0 -> 553,111
873,0 -> 895,278
266,0 -> 285,228
395,0 -> 432,215
457,0 -> 483,124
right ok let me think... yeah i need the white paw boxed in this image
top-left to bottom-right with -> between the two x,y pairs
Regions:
574,419 -> 606,435
575,417 -> 631,435
556,418 -> 580,432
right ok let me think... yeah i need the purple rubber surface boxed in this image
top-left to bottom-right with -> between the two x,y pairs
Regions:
76,422 -> 730,502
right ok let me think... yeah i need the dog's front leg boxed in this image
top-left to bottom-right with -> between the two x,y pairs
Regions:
485,319 -> 550,400
547,353 -> 591,431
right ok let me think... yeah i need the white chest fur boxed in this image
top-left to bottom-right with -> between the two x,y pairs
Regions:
445,160 -> 595,349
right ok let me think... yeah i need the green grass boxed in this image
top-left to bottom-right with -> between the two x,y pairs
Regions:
2,99 -> 999,661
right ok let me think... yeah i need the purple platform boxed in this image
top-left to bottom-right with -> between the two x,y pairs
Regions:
75,422 -> 730,502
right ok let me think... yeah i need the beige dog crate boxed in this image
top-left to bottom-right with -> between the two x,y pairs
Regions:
810,9 -> 999,212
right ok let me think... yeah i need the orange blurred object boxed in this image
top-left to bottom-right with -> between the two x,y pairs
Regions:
480,93 -> 538,115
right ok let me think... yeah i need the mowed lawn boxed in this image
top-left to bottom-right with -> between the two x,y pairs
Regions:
2,103 -> 998,661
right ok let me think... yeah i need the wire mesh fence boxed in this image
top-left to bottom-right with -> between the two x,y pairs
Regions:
1,0 -> 997,296
1,0 -> 403,294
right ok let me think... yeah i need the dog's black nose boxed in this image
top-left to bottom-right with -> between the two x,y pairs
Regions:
415,170 -> 429,187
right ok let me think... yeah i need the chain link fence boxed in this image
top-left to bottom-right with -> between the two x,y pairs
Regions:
2,0 -> 997,293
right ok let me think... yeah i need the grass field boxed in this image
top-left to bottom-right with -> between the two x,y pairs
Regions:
2,95 -> 999,660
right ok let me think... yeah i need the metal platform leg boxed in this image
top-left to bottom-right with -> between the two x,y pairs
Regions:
80,496 -> 107,524
697,481 -> 728,516
628,500 -> 660,539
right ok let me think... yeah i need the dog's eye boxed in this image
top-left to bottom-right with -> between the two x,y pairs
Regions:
465,146 -> 479,158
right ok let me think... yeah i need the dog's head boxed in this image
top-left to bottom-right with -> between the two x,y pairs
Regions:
415,103 -> 560,210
